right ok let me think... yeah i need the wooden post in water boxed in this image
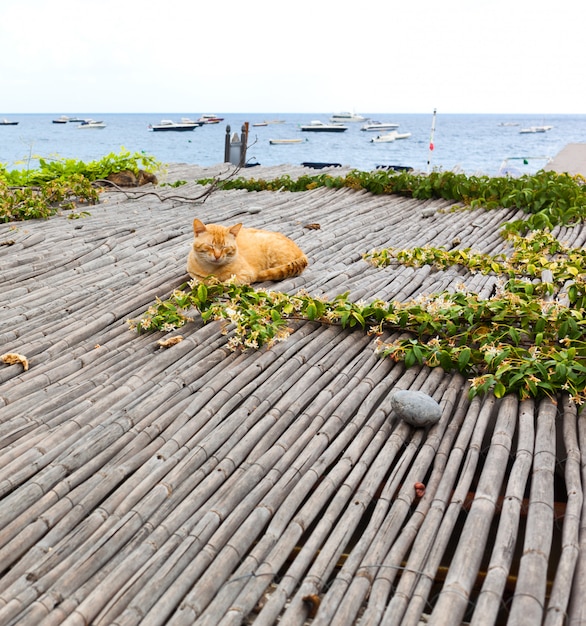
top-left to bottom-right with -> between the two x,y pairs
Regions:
224,125 -> 231,163
240,122 -> 249,167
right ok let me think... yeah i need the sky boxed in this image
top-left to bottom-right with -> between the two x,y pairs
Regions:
1,0 -> 584,115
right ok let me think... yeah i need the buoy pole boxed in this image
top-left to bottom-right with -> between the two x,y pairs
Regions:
427,108 -> 437,173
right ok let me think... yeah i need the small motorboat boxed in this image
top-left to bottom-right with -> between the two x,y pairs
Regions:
52,116 -> 70,124
519,125 -> 553,134
300,120 -> 348,132
149,119 -> 199,132
180,117 -> 205,127
360,121 -> 399,132
269,138 -> 305,145
329,111 -> 366,123
76,119 -> 106,129
197,114 -> 224,124
0,118 -> 18,126
254,119 -> 286,127
370,131 -> 412,143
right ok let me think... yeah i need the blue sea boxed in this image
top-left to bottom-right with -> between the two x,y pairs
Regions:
1,112 -> 585,176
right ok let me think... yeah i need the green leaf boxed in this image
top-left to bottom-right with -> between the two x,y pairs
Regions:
494,382 -> 506,398
458,348 -> 471,371
351,311 -> 365,328
508,327 -> 520,345
197,283 -> 208,303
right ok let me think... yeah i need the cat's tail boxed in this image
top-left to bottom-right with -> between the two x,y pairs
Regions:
257,255 -> 308,282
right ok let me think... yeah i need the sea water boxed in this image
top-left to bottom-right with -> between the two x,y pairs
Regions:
1,112 -> 585,176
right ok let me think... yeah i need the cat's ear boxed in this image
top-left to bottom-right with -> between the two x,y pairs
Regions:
229,223 -> 243,237
193,219 -> 207,236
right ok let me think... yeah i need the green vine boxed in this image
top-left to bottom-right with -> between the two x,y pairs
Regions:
198,169 -> 586,235
0,149 -> 160,222
130,230 -> 586,404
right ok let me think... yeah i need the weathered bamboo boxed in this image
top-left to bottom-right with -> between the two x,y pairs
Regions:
210,360 -> 418,621
427,394 -> 520,625
470,399 -> 535,625
134,346 -> 393,626
1,164 -> 584,625
5,332 -> 374,620
507,399 -> 557,625
390,392 -> 499,625
544,395 -> 582,626
567,399 -> 586,626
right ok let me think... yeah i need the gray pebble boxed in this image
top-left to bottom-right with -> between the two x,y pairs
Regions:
391,389 -> 442,427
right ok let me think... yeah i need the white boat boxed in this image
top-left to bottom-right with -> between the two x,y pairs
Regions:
254,119 -> 286,127
330,112 -> 366,123
148,119 -> 198,132
269,138 -> 305,145
197,114 -> 224,124
360,121 -> 399,132
519,125 -> 553,134
180,117 -> 204,126
300,120 -> 348,132
370,131 -> 412,143
76,119 -> 106,129
498,155 -> 553,175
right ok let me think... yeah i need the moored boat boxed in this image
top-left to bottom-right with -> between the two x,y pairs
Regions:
0,118 -> 18,126
198,114 -> 224,124
300,120 -> 348,132
519,125 -> 553,134
370,131 -> 412,143
180,117 -> 205,127
52,116 -> 70,124
269,138 -> 305,145
148,119 -> 199,132
254,119 -> 286,127
76,119 -> 106,129
330,111 -> 366,123
361,121 -> 399,132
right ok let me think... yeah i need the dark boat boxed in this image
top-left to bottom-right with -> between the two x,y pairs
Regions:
300,120 -> 347,132
149,119 -> 199,132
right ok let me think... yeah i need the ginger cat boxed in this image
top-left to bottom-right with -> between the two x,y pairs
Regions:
186,218 -> 308,284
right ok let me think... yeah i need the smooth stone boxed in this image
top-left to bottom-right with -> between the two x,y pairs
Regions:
390,389 -> 442,427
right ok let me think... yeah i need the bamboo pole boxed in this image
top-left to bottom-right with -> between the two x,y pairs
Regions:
507,399 -> 557,625
426,394 -> 519,625
470,398 -> 535,625
544,395 -> 582,626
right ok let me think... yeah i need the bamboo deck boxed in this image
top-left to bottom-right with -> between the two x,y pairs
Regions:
1,163 -> 584,625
